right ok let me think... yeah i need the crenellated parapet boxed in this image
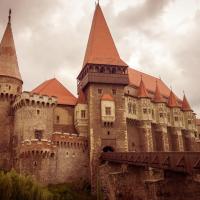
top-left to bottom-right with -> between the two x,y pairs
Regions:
19,139 -> 56,158
51,132 -> 88,150
12,91 -> 57,111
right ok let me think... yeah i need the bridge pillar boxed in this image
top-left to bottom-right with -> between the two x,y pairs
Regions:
183,130 -> 196,151
175,128 -> 184,151
140,121 -> 153,152
160,125 -> 170,151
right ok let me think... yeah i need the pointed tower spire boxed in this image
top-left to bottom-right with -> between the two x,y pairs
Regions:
0,10 -> 22,81
182,94 -> 192,111
83,3 -> 127,68
153,80 -> 165,103
168,90 -> 179,108
137,76 -> 149,98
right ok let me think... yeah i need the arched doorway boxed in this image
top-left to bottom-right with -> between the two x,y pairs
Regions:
102,146 -> 114,152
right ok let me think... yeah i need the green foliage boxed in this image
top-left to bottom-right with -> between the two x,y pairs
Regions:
0,171 -> 95,200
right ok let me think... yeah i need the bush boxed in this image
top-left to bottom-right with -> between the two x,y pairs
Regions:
0,171 -> 95,200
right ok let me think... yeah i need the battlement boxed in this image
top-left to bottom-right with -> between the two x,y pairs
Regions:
20,139 -> 57,158
0,92 -> 17,101
51,132 -> 88,149
13,91 -> 57,111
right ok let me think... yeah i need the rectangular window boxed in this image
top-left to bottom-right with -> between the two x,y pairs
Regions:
56,116 -> 60,123
98,89 -> 102,94
175,116 -> 178,121
105,107 -> 111,115
35,130 -> 43,141
160,113 -> 163,118
112,89 -> 116,95
143,108 -> 147,114
81,110 -> 86,118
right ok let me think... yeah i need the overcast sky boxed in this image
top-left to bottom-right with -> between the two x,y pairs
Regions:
0,0 -> 200,116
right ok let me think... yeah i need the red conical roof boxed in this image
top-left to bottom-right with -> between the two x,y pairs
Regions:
32,78 -> 77,105
168,90 -> 179,108
137,78 -> 149,98
101,93 -> 114,101
153,81 -> 165,103
83,3 -> 127,67
77,90 -> 87,104
182,94 -> 192,111
0,20 -> 22,81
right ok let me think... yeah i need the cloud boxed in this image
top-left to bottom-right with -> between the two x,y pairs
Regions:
0,0 -> 200,117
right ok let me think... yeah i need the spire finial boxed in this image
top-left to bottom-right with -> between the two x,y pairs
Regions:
95,0 -> 100,5
8,9 -> 11,24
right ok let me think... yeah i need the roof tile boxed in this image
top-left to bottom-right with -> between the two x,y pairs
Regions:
83,4 -> 127,67
0,22 -> 22,80
32,78 -> 77,105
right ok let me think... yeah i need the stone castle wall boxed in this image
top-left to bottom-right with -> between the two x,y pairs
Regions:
85,83 -> 128,191
0,76 -> 22,170
13,92 -> 56,144
19,133 -> 89,185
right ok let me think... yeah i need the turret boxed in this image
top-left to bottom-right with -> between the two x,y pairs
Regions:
0,10 -> 23,170
74,90 -> 88,137
167,90 -> 182,127
101,93 -> 115,125
153,81 -> 167,124
167,90 -> 184,151
137,77 -> 152,121
77,3 -> 129,192
181,94 -> 195,130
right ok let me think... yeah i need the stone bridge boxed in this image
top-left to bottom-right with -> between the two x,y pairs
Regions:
98,152 -> 200,200
101,152 -> 200,174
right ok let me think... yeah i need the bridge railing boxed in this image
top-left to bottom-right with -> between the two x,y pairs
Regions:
101,152 -> 200,174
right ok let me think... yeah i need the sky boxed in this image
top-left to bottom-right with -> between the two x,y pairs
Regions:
0,0 -> 200,116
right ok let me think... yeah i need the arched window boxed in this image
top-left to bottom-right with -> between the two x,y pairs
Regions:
102,146 -> 114,152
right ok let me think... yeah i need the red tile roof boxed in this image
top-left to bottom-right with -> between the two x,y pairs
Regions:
32,78 -> 77,105
0,22 -> 22,81
137,78 -> 149,98
128,67 -> 170,98
101,93 -> 114,101
153,81 -> 165,103
77,90 -> 87,104
83,3 -> 127,67
182,94 -> 192,111
168,90 -> 180,108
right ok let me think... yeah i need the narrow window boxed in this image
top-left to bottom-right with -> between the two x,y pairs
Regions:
37,110 -> 40,115
105,107 -> 111,115
81,110 -> 86,118
112,89 -> 116,95
175,116 -> 178,121
98,89 -> 102,94
143,108 -> 147,114
35,130 -> 43,141
133,104 -> 136,114
160,113 -> 163,118
56,116 -> 60,123
107,131 -> 110,135
128,103 -> 132,114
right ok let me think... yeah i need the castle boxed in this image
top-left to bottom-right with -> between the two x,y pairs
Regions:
0,3 -> 199,188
